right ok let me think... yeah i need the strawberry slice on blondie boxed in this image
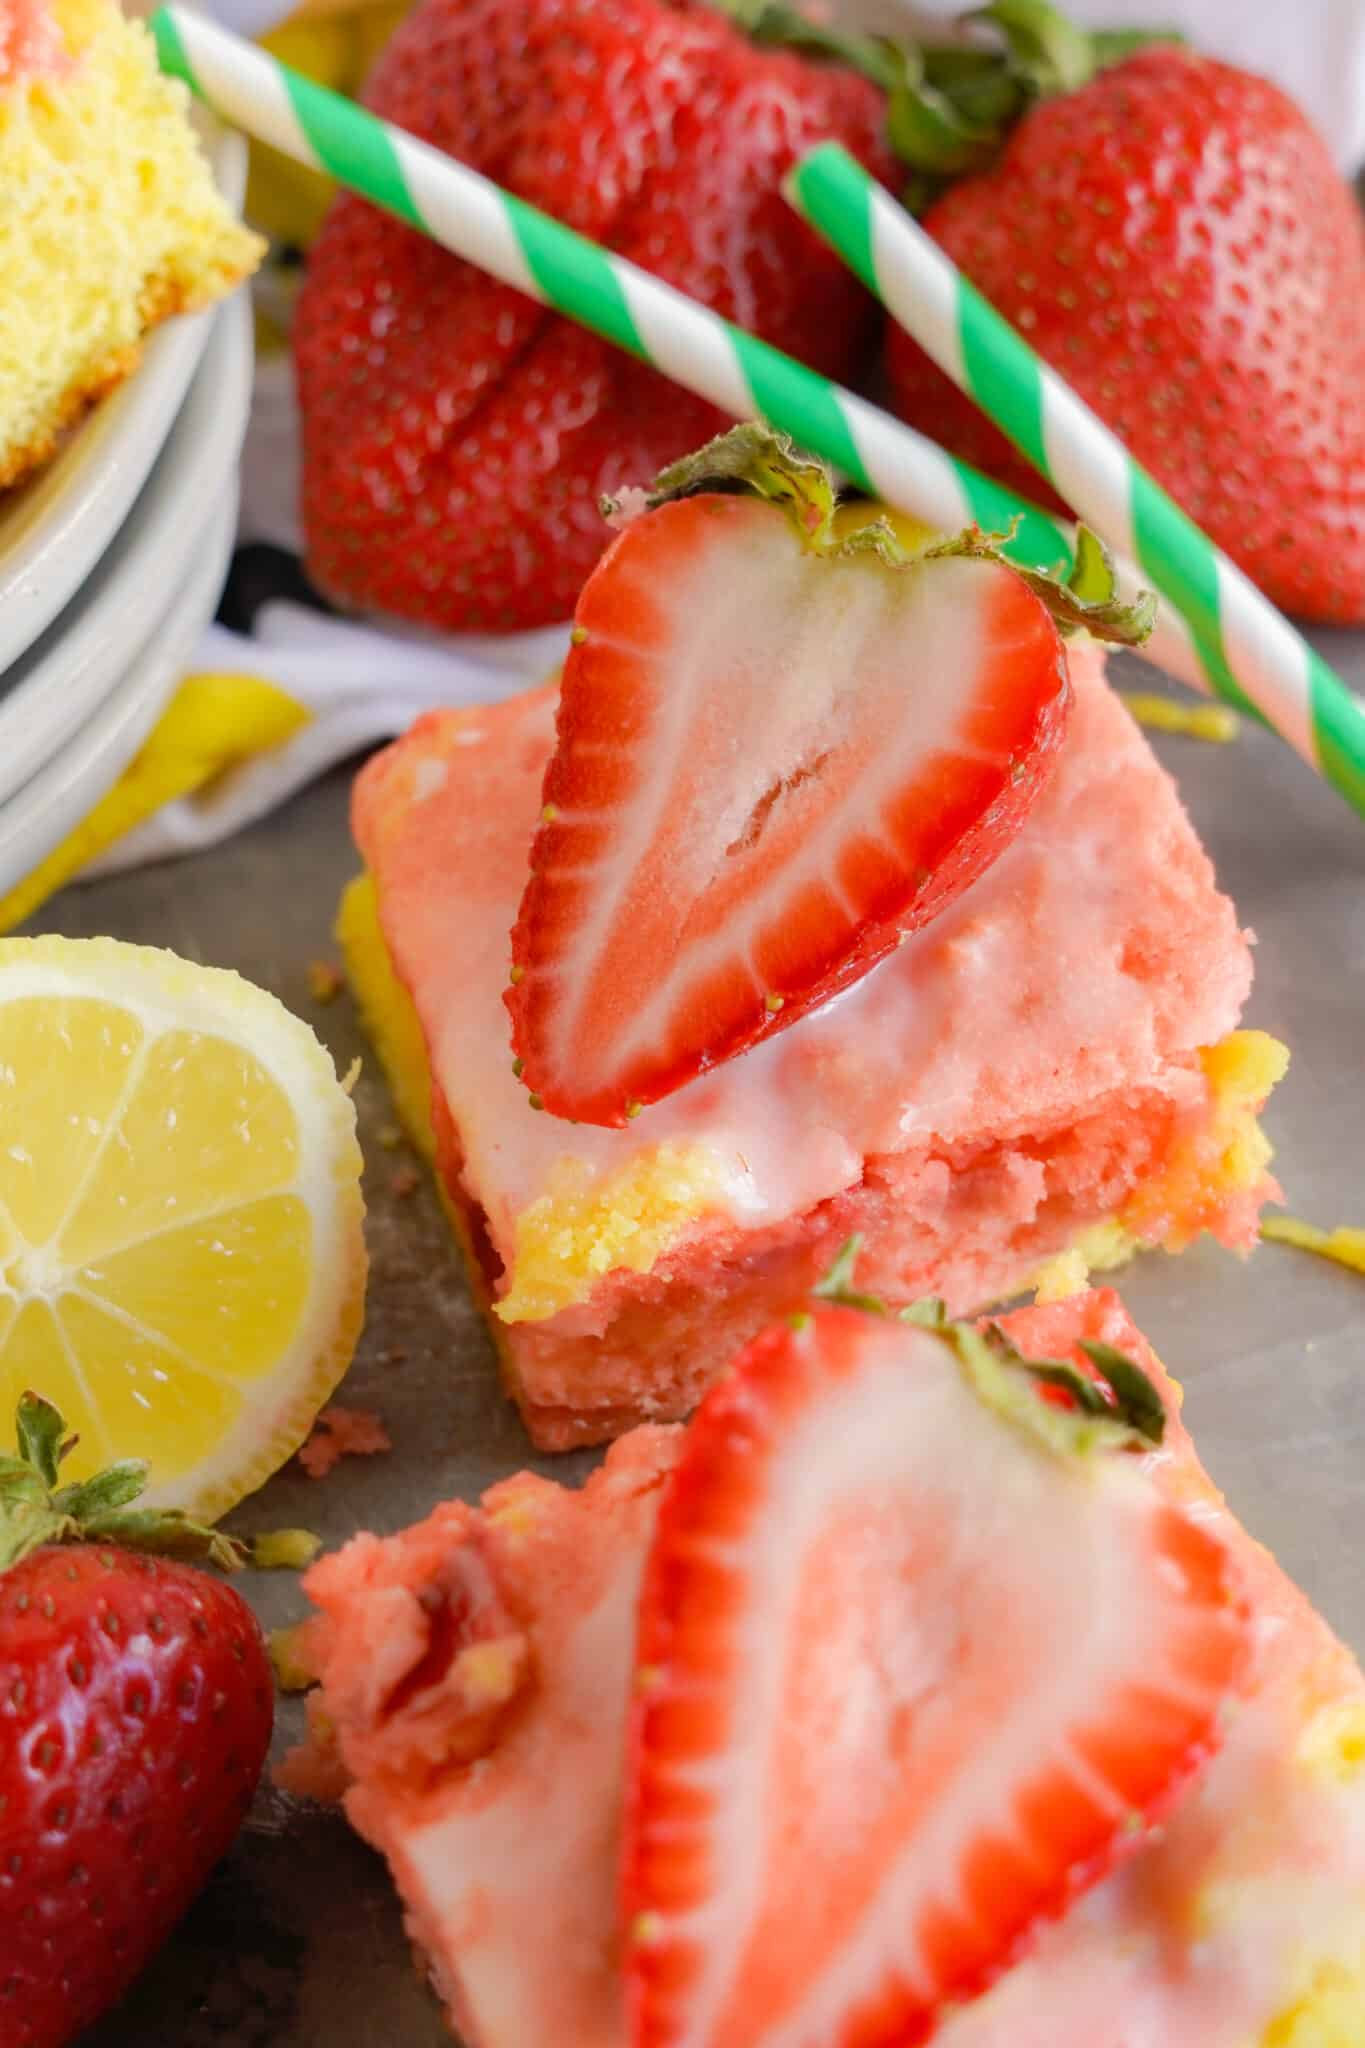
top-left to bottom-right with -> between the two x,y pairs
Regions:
282,1289 -> 1365,2047
344,630 -> 1284,1449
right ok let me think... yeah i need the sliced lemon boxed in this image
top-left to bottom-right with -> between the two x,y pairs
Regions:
0,937 -> 366,1520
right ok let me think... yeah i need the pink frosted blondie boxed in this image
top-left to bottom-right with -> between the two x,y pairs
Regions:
284,1290 -> 1365,2047
344,640 -> 1285,1449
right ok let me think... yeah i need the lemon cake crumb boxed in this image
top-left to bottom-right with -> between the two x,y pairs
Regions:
1122,1030 -> 1289,1249
1298,1700 -> 1365,1787
255,1527 -> 324,1571
269,1623 -> 318,1694
1260,1949 -> 1365,2045
1031,1245 -> 1091,1303
340,874 -> 1289,1332
496,1146 -> 730,1325
1262,1216 -> 1365,1276
1122,692 -> 1241,742
336,875 -> 437,1162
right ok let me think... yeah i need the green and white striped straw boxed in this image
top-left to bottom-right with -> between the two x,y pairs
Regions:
150,8 -> 1357,812
149,8 -> 1071,565
789,141 -> 1365,819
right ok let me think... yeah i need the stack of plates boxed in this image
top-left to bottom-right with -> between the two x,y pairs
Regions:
0,107 -> 252,901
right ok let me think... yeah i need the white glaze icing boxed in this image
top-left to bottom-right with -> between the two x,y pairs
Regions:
361,644 -> 1252,1273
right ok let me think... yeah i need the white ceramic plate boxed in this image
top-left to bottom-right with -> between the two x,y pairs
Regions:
0,492 -> 237,902
0,288 -> 252,805
0,92 -> 246,677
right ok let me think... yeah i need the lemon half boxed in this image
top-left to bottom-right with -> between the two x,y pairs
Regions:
0,938 -> 366,1520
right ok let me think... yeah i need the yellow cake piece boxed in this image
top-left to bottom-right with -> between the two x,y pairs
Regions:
0,0 -> 263,489
496,1146 -> 730,1326
336,872 -> 436,1162
1122,692 -> 1242,743
1262,1215 -> 1365,1277
1261,1948 -> 1365,2046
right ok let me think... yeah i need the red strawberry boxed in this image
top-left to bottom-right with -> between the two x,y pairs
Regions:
623,1283 -> 1250,2048
883,7 -> 1365,623
293,0 -> 895,632
0,1396 -> 273,2048
506,427 -> 1155,1127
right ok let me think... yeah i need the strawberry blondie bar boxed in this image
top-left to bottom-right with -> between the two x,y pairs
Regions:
284,1288 -> 1365,2046
343,636 -> 1285,1448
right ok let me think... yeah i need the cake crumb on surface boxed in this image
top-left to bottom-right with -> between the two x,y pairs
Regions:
1032,1246 -> 1091,1303
1121,692 -> 1240,743
298,1405 -> 391,1479
254,1528 -> 323,1570
269,1624 -> 319,1694
307,959 -> 345,1003
1262,1215 -> 1365,1276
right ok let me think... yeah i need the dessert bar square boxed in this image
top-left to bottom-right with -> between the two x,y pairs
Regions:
344,640 -> 1285,1449
284,1289 -> 1365,2047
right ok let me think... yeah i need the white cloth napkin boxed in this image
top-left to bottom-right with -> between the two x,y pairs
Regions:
110,0 -> 1364,875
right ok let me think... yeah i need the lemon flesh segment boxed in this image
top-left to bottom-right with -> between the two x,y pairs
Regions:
0,940 -> 366,1518
59,1028 -> 301,1267
0,996 -> 145,1245
79,1196 -> 313,1372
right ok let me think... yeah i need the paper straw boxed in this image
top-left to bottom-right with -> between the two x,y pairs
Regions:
789,140 -> 1365,818
154,9 -> 1242,736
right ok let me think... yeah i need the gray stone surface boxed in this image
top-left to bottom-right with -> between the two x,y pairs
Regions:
32,638 -> 1364,2044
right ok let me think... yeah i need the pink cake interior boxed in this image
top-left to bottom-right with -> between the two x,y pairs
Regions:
287,1426 -> 681,2043
289,1292 -> 1365,2048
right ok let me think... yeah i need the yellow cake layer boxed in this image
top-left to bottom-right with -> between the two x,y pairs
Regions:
338,874 -> 1286,1325
0,0 -> 263,487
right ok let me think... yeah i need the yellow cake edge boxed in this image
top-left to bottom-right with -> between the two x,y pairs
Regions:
337,873 -> 1288,1328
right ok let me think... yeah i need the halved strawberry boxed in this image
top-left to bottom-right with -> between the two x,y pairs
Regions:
506,428 -> 1151,1127
623,1297 -> 1249,2048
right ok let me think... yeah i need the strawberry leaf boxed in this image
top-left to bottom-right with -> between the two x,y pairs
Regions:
876,1 -> 1184,208
647,424 -> 837,544
53,1461 -> 152,1521
1,1391 -> 248,1573
81,1510 -> 247,1573
901,1296 -> 948,1328
647,431 -> 1157,652
1080,1340 -> 1168,1445
971,0 -> 1094,94
16,1391 -> 66,1490
813,1235 -> 888,1314
805,1250 -> 1165,1450
1014,1356 -> 1116,1416
713,0 -> 902,91
888,62 -> 1002,181
926,523 -> 1157,645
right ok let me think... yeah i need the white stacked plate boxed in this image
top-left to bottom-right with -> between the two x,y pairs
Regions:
0,102 -> 253,901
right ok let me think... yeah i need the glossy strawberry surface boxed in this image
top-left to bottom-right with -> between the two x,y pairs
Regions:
507,490 -> 1071,1125
887,46 -> 1365,624
0,1545 -> 272,2048
294,0 -> 893,630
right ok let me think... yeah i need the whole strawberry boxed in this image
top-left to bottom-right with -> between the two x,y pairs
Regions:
884,3 -> 1365,624
0,1396 -> 273,2048
293,0 -> 894,631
